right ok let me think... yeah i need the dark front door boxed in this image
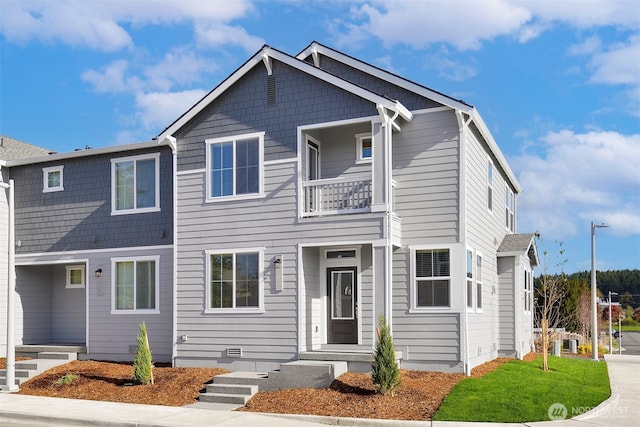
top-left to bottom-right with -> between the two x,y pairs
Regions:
327,267 -> 357,344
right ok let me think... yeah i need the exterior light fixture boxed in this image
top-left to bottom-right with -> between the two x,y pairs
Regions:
95,268 -> 103,278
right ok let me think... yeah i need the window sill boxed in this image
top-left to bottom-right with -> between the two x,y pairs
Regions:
43,187 -> 64,193
111,309 -> 160,315
111,207 -> 161,216
204,308 -> 265,315
205,193 -> 264,203
409,307 -> 452,314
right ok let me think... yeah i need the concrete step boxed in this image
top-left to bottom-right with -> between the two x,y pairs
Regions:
265,360 -> 347,390
38,352 -> 77,361
199,392 -> 250,405
206,383 -> 258,395
0,374 -> 22,386
212,371 -> 268,386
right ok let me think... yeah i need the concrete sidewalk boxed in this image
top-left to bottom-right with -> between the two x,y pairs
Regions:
1,354 -> 637,427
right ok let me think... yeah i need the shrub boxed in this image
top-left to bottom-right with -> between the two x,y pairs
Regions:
371,315 -> 400,396
633,307 -> 640,322
54,373 -> 79,386
133,322 -> 154,385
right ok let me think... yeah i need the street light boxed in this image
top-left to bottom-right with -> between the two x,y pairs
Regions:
591,221 -> 610,362
608,291 -> 618,355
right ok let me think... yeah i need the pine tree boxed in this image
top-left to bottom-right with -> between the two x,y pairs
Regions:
371,315 -> 400,396
133,322 -> 154,385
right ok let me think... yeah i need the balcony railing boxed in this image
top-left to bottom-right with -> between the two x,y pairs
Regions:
302,175 -> 372,216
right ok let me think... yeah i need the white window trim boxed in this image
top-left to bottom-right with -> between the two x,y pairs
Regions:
524,269 -> 532,313
466,247 -> 474,311
409,245 -> 453,313
487,158 -> 493,213
65,264 -> 85,289
205,132 -> 265,203
110,256 -> 160,314
43,166 -> 64,193
111,153 -> 161,216
355,132 -> 372,164
205,247 -> 265,314
476,252 -> 484,313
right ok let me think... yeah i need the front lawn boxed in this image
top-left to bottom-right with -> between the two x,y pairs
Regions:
433,356 -> 610,423
620,325 -> 640,332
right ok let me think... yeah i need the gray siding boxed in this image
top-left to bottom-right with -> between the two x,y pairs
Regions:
310,55 -> 443,112
12,147 -> 173,254
497,257 -> 515,352
392,110 -> 460,245
175,59 -> 378,169
51,264 -> 86,343
302,247 -> 320,349
15,265 -> 53,344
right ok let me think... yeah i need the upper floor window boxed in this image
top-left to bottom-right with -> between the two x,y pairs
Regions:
43,166 -> 64,193
487,159 -> 493,212
206,248 -> 263,312
355,133 -> 372,163
505,186 -> 515,232
111,153 -> 160,215
413,248 -> 450,309
112,257 -> 159,313
206,132 -> 264,201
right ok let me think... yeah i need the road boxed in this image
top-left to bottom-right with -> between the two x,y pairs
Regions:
618,331 -> 640,355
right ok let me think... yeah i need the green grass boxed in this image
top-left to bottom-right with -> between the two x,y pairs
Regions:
620,324 -> 640,332
433,356 -> 610,423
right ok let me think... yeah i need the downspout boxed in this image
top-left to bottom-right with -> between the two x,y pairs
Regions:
376,105 -> 395,330
165,136 -> 178,367
456,110 -> 472,376
1,178 -> 18,391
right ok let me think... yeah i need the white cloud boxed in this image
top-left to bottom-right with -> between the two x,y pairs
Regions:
423,49 -> 478,81
512,129 -> 640,240
589,35 -> 640,85
144,48 -> 219,92
195,22 -> 264,52
519,0 -> 640,29
134,89 -> 207,131
82,60 -> 142,93
0,0 -> 256,51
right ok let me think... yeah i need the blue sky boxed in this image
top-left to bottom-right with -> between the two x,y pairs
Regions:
0,0 -> 638,275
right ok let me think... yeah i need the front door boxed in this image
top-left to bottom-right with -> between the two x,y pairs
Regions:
327,267 -> 357,344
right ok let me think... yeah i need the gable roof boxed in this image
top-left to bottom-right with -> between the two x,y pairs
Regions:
498,233 -> 539,267
157,44 -> 412,142
0,135 -> 52,161
298,41 -> 522,194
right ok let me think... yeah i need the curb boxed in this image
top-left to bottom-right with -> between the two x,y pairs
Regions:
262,412 -> 431,426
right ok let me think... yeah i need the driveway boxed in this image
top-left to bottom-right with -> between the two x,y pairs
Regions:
618,331 -> 640,355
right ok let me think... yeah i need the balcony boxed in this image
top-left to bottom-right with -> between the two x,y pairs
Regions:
302,175 -> 372,217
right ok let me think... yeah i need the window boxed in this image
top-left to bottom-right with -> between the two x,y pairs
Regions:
206,249 -> 263,311
505,187 -> 515,232
43,166 -> 64,192
112,257 -> 159,313
206,132 -> 264,200
414,248 -> 450,308
476,254 -> 483,311
524,270 -> 532,313
355,133 -> 372,163
466,249 -> 474,309
111,154 -> 160,215
487,160 -> 493,212
65,265 -> 85,289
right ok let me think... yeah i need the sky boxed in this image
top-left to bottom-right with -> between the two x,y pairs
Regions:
0,0 -> 638,275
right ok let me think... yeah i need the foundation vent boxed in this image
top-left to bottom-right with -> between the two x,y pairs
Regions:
226,347 -> 243,358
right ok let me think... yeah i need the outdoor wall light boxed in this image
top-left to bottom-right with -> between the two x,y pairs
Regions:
95,268 -> 103,278
274,256 -> 283,291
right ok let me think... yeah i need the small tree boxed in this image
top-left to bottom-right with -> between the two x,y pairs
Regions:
534,240 -> 567,371
133,322 -> 154,385
371,315 -> 400,396
575,287 -> 592,345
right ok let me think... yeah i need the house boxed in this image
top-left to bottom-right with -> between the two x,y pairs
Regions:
156,41 -> 539,374
1,138 -> 175,363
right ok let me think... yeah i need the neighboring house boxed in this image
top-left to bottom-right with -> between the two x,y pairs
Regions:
0,138 -> 174,362
156,41 -> 538,374
1,136 -> 53,357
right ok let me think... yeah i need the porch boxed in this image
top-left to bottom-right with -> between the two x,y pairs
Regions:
299,344 -> 403,373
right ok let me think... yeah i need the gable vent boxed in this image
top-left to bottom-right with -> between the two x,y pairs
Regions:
226,347 -> 243,358
266,75 -> 276,106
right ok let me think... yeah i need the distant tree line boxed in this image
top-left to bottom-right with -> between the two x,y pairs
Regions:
534,269 -> 640,335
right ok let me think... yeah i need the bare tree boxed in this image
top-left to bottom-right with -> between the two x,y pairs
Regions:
535,240 -> 567,371
575,287 -> 591,345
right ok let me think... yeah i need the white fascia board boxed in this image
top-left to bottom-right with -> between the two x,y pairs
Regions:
298,42 -> 472,113
6,139 -> 168,167
470,109 -> 522,193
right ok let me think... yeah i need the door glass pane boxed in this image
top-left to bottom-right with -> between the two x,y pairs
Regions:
332,271 -> 354,319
